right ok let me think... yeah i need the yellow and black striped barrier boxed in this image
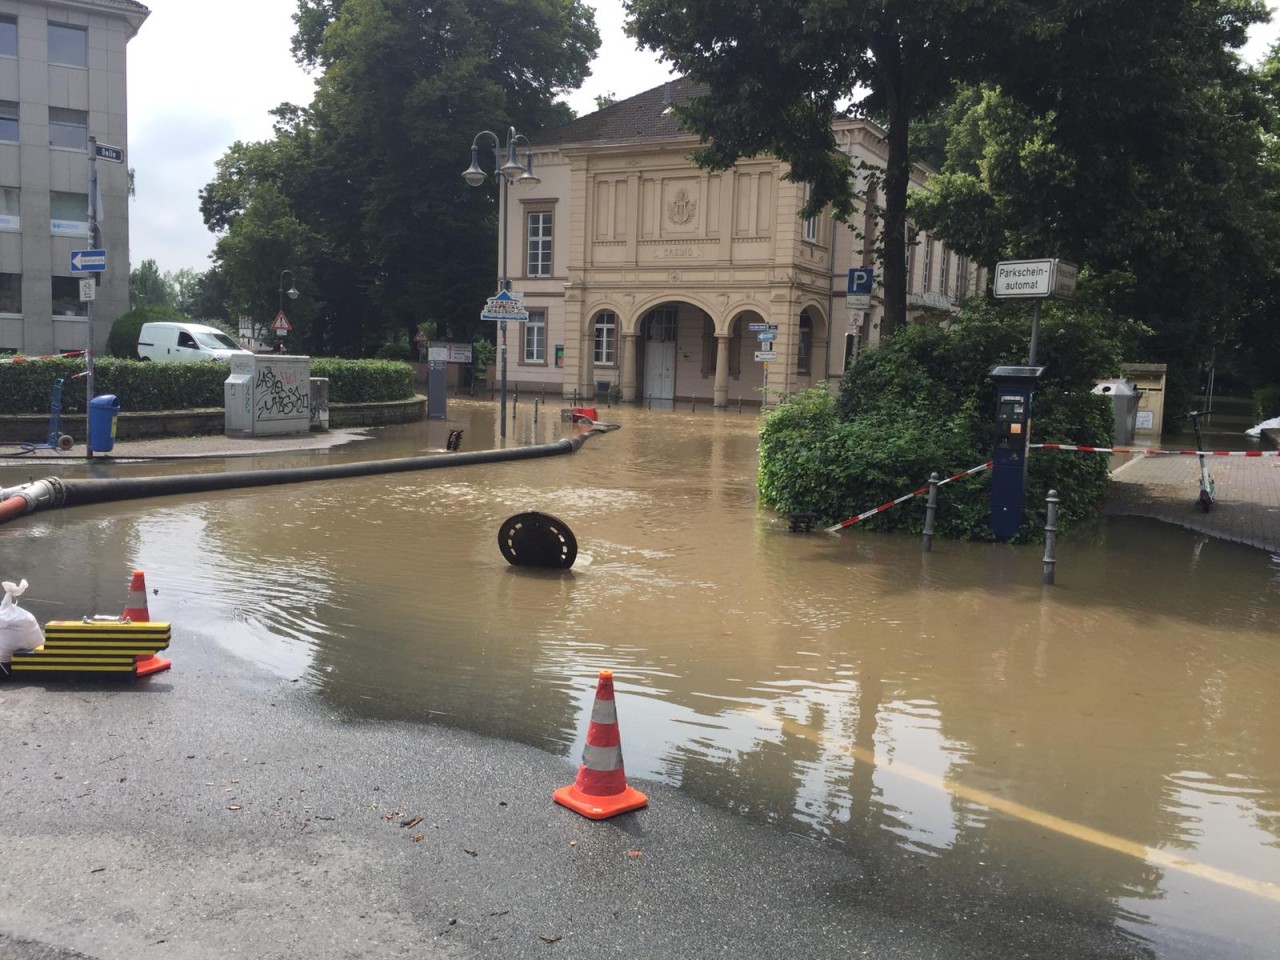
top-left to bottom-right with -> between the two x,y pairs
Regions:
8,619 -> 172,676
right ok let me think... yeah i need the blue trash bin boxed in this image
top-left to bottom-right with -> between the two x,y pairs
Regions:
88,394 -> 119,453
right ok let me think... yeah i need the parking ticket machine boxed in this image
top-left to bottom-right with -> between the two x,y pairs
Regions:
989,365 -> 1044,540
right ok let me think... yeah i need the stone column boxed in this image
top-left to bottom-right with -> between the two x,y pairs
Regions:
714,334 -> 731,407
621,333 -> 638,402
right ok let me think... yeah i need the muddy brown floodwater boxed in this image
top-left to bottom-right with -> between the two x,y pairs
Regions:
4,399 -> 1278,959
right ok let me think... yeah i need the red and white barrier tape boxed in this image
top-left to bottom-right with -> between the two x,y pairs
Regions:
1033,443 -> 1280,457
0,350 -> 86,365
825,460 -> 993,533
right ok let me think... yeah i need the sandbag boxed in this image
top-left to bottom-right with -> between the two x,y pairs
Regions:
0,579 -> 43,660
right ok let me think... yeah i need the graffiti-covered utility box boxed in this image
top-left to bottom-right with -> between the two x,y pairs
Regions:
225,354 -> 312,438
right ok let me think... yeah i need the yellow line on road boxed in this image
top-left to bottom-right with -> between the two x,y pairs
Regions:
753,709 -> 1280,903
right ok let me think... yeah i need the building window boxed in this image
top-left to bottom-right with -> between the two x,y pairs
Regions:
797,311 -> 813,375
51,276 -> 87,317
49,108 -> 88,151
956,256 -> 969,298
594,311 -> 617,365
939,247 -> 950,298
48,23 -> 87,68
50,191 -> 88,235
645,306 -> 677,341
803,184 -> 818,243
906,237 -> 916,292
0,273 -> 20,314
0,101 -> 16,142
0,186 -> 18,231
0,18 -> 15,58
922,239 -> 934,293
526,211 -> 552,277
523,309 -> 546,363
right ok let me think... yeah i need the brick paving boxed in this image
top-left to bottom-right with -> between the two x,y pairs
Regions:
1105,451 -> 1280,554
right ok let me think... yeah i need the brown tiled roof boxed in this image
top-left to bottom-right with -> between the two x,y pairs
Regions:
539,77 -> 707,147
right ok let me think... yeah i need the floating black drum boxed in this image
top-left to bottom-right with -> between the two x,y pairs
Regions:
498,512 -> 578,569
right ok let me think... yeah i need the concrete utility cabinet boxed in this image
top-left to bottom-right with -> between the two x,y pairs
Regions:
1122,363 -> 1168,440
1092,379 -> 1139,446
225,354 -> 312,438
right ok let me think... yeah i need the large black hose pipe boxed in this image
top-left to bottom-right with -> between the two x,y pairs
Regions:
0,428 -> 609,525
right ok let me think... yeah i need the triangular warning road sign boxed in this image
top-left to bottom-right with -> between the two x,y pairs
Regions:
272,310 -> 292,332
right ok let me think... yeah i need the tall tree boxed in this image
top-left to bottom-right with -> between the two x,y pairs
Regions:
129,258 -> 175,310
625,0 -> 1269,343
202,0 -> 599,356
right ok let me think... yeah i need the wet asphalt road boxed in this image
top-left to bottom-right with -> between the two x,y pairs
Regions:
0,626 -> 1154,960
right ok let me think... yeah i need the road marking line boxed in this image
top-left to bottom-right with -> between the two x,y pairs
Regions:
752,709 -> 1280,903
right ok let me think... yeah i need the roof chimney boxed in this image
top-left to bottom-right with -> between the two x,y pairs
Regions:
662,82 -> 672,105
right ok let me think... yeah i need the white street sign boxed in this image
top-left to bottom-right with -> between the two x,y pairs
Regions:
754,351 -> 777,362
993,259 -> 1055,298
993,258 -> 1077,300
78,278 -> 95,302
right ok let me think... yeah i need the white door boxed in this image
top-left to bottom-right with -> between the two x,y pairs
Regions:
644,341 -> 675,400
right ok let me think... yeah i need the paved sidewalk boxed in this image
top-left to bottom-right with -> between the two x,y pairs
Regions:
1106,451 -> 1280,554
0,429 -> 373,462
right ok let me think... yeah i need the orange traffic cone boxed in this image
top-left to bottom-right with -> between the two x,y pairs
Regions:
121,570 -> 150,622
554,669 -> 648,819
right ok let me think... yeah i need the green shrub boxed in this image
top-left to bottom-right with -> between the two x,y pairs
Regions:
0,357 -> 415,414
106,305 -> 186,358
760,300 -> 1123,543
1253,384 -> 1280,422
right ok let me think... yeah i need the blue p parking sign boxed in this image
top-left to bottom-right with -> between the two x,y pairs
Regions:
847,267 -> 874,309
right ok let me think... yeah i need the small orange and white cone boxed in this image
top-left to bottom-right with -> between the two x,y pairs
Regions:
121,570 -> 150,623
554,669 -> 648,819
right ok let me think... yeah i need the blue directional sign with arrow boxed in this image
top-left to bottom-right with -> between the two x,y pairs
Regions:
70,249 -> 106,273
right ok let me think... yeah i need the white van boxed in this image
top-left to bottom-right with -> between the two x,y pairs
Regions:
136,322 -> 252,363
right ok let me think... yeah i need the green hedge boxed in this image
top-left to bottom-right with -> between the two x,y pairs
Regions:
0,357 -> 415,414
759,301 -> 1123,543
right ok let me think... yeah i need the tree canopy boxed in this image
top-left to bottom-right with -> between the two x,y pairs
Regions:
625,0 -> 1271,371
200,0 -> 599,356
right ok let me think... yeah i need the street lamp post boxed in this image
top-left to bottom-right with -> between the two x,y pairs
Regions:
277,269 -> 299,352
462,127 -> 539,439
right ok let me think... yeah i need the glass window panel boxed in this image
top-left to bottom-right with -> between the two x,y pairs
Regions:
50,191 -> 87,220
523,309 -> 545,363
526,211 -> 552,277
48,24 -> 87,68
49,107 -> 87,151
0,100 -> 16,142
594,312 -> 616,365
0,273 -> 19,314
0,18 -> 15,58
51,276 -> 86,316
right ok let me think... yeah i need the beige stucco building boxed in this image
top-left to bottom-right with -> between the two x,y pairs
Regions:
0,0 -> 146,356
493,79 -> 982,406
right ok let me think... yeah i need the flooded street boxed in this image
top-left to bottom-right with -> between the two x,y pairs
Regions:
3,400 -> 1278,959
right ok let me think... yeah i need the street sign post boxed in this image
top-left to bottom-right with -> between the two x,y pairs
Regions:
754,351 -> 777,362
747,322 -> 768,332
757,331 -> 775,342
272,311 -> 292,335
993,258 -> 1077,365
70,249 -> 106,273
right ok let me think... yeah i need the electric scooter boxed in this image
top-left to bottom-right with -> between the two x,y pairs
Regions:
1188,409 -> 1215,512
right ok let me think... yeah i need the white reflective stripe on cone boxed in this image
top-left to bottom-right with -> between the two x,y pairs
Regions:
582,743 -> 623,771
591,699 -> 617,725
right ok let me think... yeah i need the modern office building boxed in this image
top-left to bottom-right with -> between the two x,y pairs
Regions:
0,0 -> 147,356
493,79 -> 982,406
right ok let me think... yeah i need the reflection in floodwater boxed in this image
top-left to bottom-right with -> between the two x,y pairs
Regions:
3,399 -> 1278,958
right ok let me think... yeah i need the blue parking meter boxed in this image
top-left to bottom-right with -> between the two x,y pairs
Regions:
989,365 -> 1043,540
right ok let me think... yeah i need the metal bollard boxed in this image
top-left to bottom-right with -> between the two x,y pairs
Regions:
1043,489 -> 1060,585
533,397 -> 539,423
923,472 -> 940,552
738,397 -> 742,413
692,395 -> 696,412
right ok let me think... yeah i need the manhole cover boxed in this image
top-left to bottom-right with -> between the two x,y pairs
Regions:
498,512 -> 578,569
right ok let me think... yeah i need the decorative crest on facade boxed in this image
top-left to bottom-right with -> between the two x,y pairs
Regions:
667,189 -> 697,226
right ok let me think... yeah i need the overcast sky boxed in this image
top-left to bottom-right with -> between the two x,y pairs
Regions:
126,0 -> 1277,278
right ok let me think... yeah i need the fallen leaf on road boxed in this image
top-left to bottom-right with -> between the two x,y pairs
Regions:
401,816 -> 423,829
627,850 -> 642,858
227,805 -> 241,811
539,935 -> 561,944
410,833 -> 425,842
463,848 -> 477,857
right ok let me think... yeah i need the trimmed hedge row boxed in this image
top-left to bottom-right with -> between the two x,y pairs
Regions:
0,357 -> 415,414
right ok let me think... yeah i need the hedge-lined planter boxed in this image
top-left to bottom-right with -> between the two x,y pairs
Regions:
0,396 -> 426,444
